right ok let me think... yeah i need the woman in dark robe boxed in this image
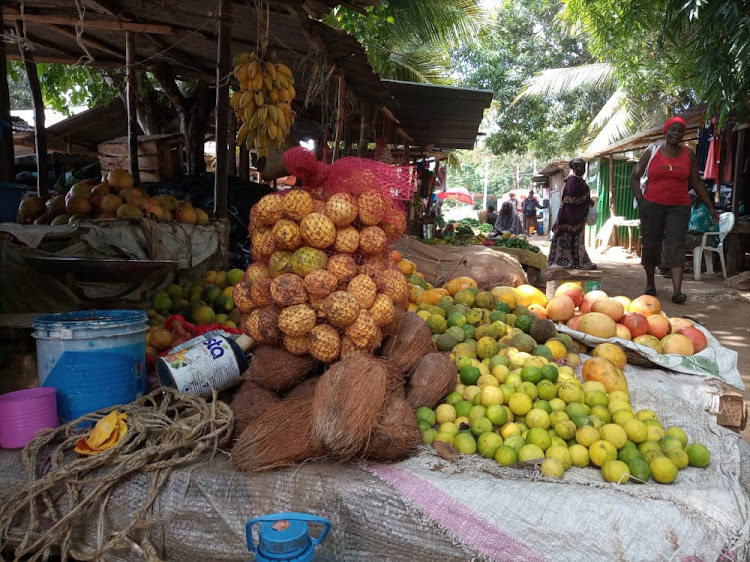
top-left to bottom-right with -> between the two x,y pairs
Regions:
494,201 -> 523,234
548,158 -> 597,269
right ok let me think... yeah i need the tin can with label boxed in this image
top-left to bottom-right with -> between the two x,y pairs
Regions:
156,332 -> 253,398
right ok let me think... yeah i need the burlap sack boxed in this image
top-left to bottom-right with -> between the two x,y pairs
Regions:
395,236 -> 527,288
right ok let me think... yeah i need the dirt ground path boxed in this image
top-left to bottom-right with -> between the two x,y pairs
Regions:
534,236 -> 750,441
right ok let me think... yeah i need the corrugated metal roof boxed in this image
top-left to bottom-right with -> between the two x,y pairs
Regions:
383,80 -> 493,150
2,0 -> 390,108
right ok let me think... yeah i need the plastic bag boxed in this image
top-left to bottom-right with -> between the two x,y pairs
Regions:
586,204 -> 598,226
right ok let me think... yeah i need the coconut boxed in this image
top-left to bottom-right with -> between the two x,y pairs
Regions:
362,396 -> 420,461
247,344 -> 317,392
406,353 -> 457,409
232,395 -> 324,472
381,312 -> 436,372
312,356 -> 402,459
229,380 -> 279,438
286,376 -> 320,399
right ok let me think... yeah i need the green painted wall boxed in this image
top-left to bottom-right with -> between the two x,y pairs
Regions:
589,158 -> 640,246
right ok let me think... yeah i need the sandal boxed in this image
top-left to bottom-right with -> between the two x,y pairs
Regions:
672,292 -> 687,304
644,286 -> 657,296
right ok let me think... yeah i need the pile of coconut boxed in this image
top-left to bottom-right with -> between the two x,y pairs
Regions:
230,311 -> 457,472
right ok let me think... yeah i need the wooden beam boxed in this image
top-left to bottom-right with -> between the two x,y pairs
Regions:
3,10 -> 173,34
125,31 -> 140,184
332,72 -> 345,161
17,26 -> 48,197
213,0 -> 231,220
44,23 -> 125,59
0,4 -> 14,182
143,34 -> 215,78
378,105 -> 400,124
3,52 -> 122,66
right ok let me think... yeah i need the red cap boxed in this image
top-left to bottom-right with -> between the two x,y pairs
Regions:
663,116 -> 687,133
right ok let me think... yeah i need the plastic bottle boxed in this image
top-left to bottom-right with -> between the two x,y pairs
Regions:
246,512 -> 334,562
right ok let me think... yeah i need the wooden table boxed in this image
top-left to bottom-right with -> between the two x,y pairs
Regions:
726,218 -> 750,276
609,217 -> 641,254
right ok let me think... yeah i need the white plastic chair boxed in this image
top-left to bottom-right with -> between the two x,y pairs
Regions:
690,212 -> 735,280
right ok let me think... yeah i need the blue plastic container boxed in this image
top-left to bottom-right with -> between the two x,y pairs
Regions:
32,310 -> 148,422
247,513 -> 332,562
0,183 -> 26,223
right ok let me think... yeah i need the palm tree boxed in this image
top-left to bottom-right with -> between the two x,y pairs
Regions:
327,0 -> 486,83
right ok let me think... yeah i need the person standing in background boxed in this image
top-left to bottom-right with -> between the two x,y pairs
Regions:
522,190 -> 543,235
485,204 -> 498,226
630,116 -> 718,303
548,158 -> 597,270
494,201 -> 523,234
508,192 -> 520,215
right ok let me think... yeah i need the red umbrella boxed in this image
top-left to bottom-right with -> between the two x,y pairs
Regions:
437,187 -> 474,205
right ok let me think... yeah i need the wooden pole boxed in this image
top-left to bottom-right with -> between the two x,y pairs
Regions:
332,72 -> 345,161
357,103 -> 370,157
125,31 -> 140,184
213,0 -> 231,219
228,110 -> 237,177
16,27 -> 48,197
239,143 -> 249,180
0,2 -> 15,183
609,154 -> 618,247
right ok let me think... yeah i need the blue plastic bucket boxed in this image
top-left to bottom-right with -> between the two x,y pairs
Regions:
32,310 -> 148,422
0,183 -> 26,223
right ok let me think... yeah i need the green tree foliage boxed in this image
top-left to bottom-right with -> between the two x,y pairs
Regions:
324,1 -> 483,83
562,0 -> 749,120
453,0 -> 613,158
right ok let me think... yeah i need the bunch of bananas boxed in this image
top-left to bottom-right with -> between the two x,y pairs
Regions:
231,52 -> 296,160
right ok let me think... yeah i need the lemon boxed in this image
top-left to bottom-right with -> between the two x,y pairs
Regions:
608,390 -> 630,403
452,432 -> 477,455
536,380 -> 558,401
508,392 -> 533,416
636,408 -> 658,421
546,445 -> 572,470
477,432 -> 503,459
650,456 -> 678,484
588,440 -> 617,467
612,409 -> 635,425
622,418 -> 648,443
548,398 -> 567,412
471,416 -> 494,437
599,424 -> 628,449
445,391 -> 463,406
478,374 -> 500,388
495,445 -> 519,466
433,432 -> 454,444
568,444 -> 590,467
435,404 -> 457,424
518,443 -> 545,462
658,435 -> 684,453
666,448 -> 689,469
500,422 -> 522,439
666,426 -> 689,447
557,382 -> 584,404
438,422 -> 459,437
582,381 -> 607,394
643,449 -> 665,464
468,405 -> 487,421
601,460 -> 630,484
454,416 -> 470,428
545,340 -> 567,361
421,429 -> 438,445
554,419 -> 577,440
463,385 -> 481,402
480,386 -> 504,407
517,381 -> 539,400
492,364 -> 511,383
575,425 -> 600,447
585,390 -> 609,408
590,405 -> 612,424
526,427 -> 551,451
541,458 -> 565,478
526,408 -> 551,429
646,425 -> 666,442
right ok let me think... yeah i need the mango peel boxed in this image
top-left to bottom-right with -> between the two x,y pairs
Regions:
74,411 -> 128,455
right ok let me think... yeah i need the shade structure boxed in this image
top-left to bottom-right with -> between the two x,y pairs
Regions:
437,187 -> 474,205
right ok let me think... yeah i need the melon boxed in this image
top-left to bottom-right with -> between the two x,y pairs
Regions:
577,312 -> 617,339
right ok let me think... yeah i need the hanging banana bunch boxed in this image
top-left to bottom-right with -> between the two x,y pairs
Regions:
231,51 -> 297,161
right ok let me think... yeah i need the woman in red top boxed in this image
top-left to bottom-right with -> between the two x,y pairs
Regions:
630,116 -> 718,303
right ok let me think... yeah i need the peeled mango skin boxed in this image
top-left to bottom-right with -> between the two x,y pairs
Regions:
74,411 -> 128,455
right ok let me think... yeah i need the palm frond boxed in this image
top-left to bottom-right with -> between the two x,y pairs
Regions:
587,87 -> 627,130
582,105 -> 635,156
512,63 -> 616,105
368,45 -> 453,84
386,0 -> 486,47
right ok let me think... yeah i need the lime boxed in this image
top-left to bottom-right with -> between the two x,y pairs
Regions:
666,448 -> 689,469
533,399 -> 552,414
526,427 -> 551,451
435,404 -> 457,424
503,434 -> 526,452
568,444 -> 590,467
517,381 -> 539,400
459,365 -> 481,386
445,391 -> 463,406
658,436 -> 683,453
438,422 -> 459,437
665,426 -> 689,448
421,429 -> 438,445
643,449 -> 665,464
417,420 -> 431,433
617,447 -> 643,464
546,445 -> 572,470
526,408 -> 551,429
518,444 -> 545,462
478,432 -> 504,459
601,460 -> 630,484
685,443 -> 711,467
590,405 -> 612,424
415,406 -> 436,427
585,390 -> 609,408
554,420 -> 577,440
454,400 -> 473,418
462,324 -> 476,340
540,364 -> 559,383
486,404 -> 508,427
626,458 -> 651,483
515,314 -> 534,334
468,405 -> 487,421
452,432 -> 477,455
447,312 -> 467,328
495,445 -> 518,466
494,301 -> 511,314
520,365 -> 543,384
470,416 -> 494,437
541,458 -> 565,478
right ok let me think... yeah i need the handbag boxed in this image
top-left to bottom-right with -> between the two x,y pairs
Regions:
586,204 -> 598,226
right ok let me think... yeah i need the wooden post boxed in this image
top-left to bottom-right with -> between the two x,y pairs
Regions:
239,143 -> 249,180
125,31 -> 140,184
357,103 -> 370,157
332,72 -> 345,161
609,155 -> 618,247
213,0 -> 231,219
17,29 -> 48,197
228,110 -> 237,177
0,2 -> 14,183
726,128 -> 745,275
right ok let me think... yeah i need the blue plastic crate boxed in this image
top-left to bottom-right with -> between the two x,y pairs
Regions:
0,183 -> 26,223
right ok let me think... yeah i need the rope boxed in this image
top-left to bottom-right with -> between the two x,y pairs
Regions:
73,0 -> 94,65
0,388 -> 234,561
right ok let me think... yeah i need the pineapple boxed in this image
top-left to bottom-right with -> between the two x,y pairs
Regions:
358,191 -> 387,225
323,291 -> 360,328
282,189 -> 314,220
291,246 -> 328,277
253,194 -> 285,226
308,323 -> 341,362
271,219 -> 302,251
347,274 -> 377,309
300,213 -> 336,249
325,193 -> 359,226
333,226 -> 360,253
358,226 -> 388,255
369,293 -> 395,327
278,304 -> 317,337
270,273 -> 308,306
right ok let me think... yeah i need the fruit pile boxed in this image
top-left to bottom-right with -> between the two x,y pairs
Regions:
16,169 -> 209,225
232,52 -> 296,160
405,277 -> 711,484
546,284 -> 707,355
232,189 -> 409,363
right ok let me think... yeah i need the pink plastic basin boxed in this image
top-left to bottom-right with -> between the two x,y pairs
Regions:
0,387 -> 58,449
